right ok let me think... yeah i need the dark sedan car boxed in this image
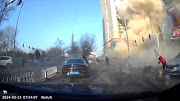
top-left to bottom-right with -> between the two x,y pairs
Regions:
62,58 -> 89,78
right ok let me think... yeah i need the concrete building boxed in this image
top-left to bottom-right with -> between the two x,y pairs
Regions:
162,0 -> 180,40
100,0 -> 125,54
163,0 -> 180,28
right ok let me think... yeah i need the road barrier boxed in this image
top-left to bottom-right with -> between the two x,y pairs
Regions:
0,66 -> 57,83
45,66 -> 57,78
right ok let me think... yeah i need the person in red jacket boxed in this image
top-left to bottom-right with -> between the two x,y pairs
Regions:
158,56 -> 167,69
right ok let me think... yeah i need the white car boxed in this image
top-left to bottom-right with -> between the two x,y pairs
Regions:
0,56 -> 13,67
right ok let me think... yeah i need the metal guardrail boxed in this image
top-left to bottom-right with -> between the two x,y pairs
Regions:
1,66 -> 57,83
45,66 -> 57,78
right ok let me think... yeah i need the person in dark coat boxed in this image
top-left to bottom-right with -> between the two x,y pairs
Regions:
82,55 -> 88,64
105,56 -> 110,66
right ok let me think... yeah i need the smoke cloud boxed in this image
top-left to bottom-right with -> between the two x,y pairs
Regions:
113,0 -> 180,65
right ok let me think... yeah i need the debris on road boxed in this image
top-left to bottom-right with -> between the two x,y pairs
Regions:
143,65 -> 153,73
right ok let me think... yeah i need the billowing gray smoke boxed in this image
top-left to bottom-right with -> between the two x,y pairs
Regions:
114,0 -> 180,66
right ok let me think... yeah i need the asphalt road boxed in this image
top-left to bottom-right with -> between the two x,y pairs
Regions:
43,61 -> 180,93
1,60 -> 180,94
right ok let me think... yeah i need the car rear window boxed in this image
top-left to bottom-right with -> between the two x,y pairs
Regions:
66,59 -> 85,64
0,57 -> 10,60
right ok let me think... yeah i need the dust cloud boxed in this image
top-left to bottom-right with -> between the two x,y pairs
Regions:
113,0 -> 180,65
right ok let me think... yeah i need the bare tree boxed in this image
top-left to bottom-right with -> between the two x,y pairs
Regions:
47,47 -> 61,57
54,38 -> 65,56
66,41 -> 81,57
0,26 -> 17,55
0,0 -> 15,26
73,41 -> 81,55
79,33 -> 96,56
41,50 -> 46,59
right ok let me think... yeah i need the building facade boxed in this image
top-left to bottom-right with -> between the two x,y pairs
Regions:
163,0 -> 180,28
163,0 -> 180,39
100,0 -> 125,55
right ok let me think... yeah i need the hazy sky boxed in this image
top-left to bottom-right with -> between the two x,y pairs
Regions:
2,0 -> 103,55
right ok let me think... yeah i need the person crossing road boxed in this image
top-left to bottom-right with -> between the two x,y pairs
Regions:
105,56 -> 110,66
82,55 -> 90,67
96,58 -> 99,66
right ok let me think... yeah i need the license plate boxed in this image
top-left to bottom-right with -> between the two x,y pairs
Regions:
70,71 -> 79,74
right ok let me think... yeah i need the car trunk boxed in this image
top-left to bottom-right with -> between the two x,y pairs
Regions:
63,63 -> 88,75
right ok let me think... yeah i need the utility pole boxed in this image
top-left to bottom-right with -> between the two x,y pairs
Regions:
146,0 -> 159,61
13,2 -> 24,63
120,0 -> 130,66
156,33 -> 160,52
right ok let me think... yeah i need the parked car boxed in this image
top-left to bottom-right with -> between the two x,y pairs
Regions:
165,52 -> 180,75
0,56 -> 13,68
62,58 -> 90,78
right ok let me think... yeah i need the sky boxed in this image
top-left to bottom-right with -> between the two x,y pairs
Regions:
2,0 -> 103,56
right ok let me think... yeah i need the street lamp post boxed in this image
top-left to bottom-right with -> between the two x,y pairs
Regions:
13,2 -> 24,63
155,33 -> 160,52
146,0 -> 159,61
120,0 -> 130,66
